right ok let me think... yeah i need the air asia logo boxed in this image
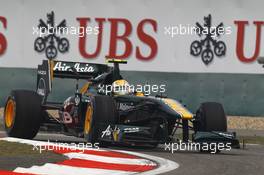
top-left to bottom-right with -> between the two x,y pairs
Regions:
53,62 -> 95,73
190,14 -> 226,65
34,11 -> 69,60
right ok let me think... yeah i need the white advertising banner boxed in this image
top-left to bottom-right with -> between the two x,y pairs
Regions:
0,0 -> 264,73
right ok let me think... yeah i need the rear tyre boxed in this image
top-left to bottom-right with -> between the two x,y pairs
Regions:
84,96 -> 117,146
4,90 -> 42,139
194,102 -> 227,132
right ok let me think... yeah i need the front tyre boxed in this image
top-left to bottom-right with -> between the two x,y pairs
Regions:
194,102 -> 227,153
84,96 -> 117,145
4,90 -> 42,139
194,102 -> 227,132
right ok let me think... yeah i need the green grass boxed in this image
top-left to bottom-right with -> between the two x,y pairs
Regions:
0,117 -> 3,130
0,123 -> 3,131
0,140 -> 57,156
238,136 -> 264,145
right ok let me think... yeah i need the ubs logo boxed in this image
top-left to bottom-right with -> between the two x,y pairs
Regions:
34,11 -> 69,60
190,14 -> 226,65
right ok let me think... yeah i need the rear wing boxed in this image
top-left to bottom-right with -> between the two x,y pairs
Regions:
36,60 -> 109,101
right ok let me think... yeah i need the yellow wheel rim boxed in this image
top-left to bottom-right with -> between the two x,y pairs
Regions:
5,99 -> 15,128
84,105 -> 93,134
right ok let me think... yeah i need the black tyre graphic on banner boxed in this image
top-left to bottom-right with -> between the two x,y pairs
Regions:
190,40 -> 202,56
45,45 -> 58,59
58,38 -> 69,53
201,49 -> 214,65
34,37 -> 46,52
214,41 -> 226,57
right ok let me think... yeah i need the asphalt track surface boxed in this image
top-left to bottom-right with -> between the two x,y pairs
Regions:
1,131 -> 264,175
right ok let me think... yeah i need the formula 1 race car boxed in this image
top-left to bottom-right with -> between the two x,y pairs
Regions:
3,59 -> 239,151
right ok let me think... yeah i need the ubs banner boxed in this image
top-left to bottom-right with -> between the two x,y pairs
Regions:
0,0 -> 264,73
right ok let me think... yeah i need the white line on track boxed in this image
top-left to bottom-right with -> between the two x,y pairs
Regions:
64,152 -> 156,166
115,149 -> 179,175
14,164 -> 137,175
0,137 -> 179,175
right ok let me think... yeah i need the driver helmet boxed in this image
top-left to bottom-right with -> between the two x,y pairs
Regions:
112,79 -> 131,96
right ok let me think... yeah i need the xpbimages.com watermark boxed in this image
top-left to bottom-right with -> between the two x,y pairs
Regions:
98,83 -> 166,96
32,25 -> 99,37
164,141 -> 232,154
32,140 -> 99,153
164,24 -> 232,38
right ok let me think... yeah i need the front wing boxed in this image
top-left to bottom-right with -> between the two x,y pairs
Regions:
98,124 -> 240,148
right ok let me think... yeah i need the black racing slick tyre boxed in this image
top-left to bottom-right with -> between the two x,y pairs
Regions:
83,96 -> 117,145
194,102 -> 227,132
4,90 -> 42,139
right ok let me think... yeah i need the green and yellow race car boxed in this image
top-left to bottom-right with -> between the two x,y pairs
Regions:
3,59 -> 239,151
